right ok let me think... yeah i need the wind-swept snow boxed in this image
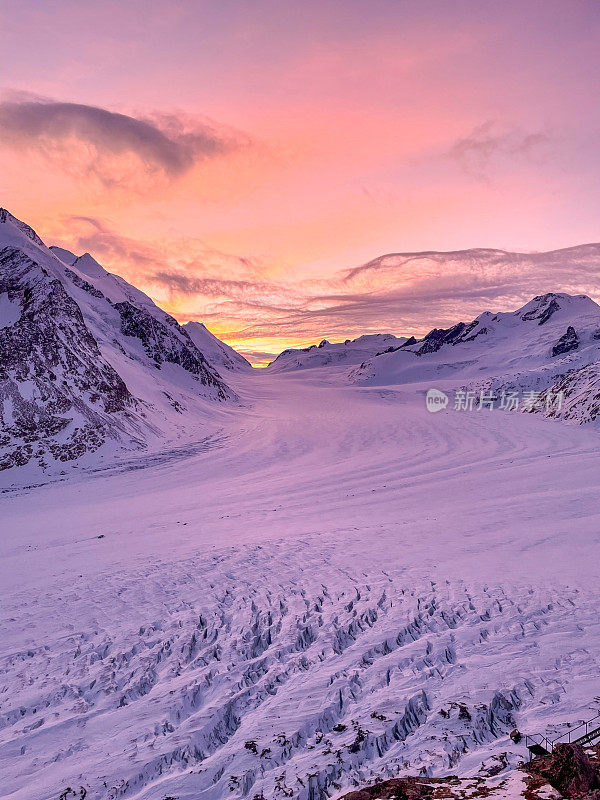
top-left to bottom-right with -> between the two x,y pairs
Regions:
2,372 -> 600,799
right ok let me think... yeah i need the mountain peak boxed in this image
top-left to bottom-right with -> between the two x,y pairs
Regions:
71,252 -> 108,279
49,245 -> 77,265
184,320 -> 252,372
0,208 -> 45,248
517,292 -> 599,325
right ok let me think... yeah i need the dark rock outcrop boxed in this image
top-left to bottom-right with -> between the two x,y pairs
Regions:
522,294 -> 561,325
340,775 -> 461,800
113,301 -> 228,396
524,743 -> 598,797
340,743 -> 600,800
414,320 -> 483,355
0,247 -> 135,470
64,267 -> 105,299
552,326 -> 579,356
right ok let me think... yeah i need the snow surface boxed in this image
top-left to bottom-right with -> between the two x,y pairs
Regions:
2,369 -> 600,799
3,209 -> 600,799
184,321 -> 252,373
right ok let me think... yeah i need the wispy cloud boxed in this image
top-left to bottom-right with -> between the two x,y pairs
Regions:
190,245 -> 600,342
67,215 -> 162,266
53,216 -> 600,352
151,271 -> 277,298
0,95 -> 249,185
448,121 -> 551,180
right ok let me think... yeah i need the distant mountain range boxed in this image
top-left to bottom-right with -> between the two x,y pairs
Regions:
268,290 -> 600,424
350,292 -> 600,423
266,334 -> 408,372
2,208 -> 600,475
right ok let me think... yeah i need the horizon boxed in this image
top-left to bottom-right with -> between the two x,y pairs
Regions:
2,0 -> 600,361
4,204 -> 600,366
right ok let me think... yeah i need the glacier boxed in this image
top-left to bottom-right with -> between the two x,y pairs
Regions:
1,210 -> 600,799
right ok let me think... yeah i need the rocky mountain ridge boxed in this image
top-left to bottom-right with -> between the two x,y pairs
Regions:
351,292 -> 600,424
0,209 -> 238,474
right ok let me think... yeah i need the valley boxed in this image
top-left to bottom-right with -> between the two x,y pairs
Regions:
2,370 -> 600,799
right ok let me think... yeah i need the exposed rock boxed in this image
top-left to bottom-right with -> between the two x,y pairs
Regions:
522,294 -> 561,325
113,300 -> 228,395
1,208 -> 237,473
64,267 -> 105,299
527,363 -> 600,423
339,746 -> 600,800
524,743 -> 597,797
415,320 -> 483,355
0,247 -> 135,469
552,326 -> 579,356
340,775 -> 461,800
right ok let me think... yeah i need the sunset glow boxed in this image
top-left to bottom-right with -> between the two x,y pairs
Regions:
2,0 -> 600,362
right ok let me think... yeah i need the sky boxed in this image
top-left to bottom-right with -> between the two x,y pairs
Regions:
1,0 -> 599,364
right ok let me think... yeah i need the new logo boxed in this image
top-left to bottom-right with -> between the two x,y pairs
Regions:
425,388 -> 449,412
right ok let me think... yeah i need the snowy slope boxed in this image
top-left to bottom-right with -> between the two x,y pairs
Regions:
48,243 -> 235,407
183,320 -> 252,373
2,373 -> 600,800
0,209 -> 235,476
268,334 -> 408,373
351,293 -> 600,422
3,220 -> 600,800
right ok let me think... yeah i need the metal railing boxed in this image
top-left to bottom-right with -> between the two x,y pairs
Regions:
524,732 -> 553,755
525,712 -> 600,757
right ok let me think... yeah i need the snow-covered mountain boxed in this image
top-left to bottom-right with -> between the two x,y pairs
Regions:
184,320 -> 252,372
0,209 -> 237,474
267,333 -> 408,372
351,292 -> 600,423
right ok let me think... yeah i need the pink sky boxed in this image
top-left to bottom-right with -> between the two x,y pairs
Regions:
1,0 -> 599,362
